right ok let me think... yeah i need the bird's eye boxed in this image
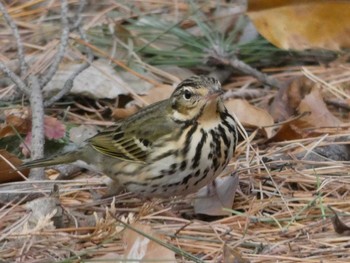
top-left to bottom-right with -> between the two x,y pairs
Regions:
183,90 -> 192,100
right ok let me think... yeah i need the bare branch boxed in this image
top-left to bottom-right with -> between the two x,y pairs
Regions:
39,0 -> 70,88
70,0 -> 86,30
44,0 -> 93,107
28,75 -> 45,180
228,57 -> 285,89
0,61 -> 29,95
210,55 -> 285,89
0,1 -> 28,77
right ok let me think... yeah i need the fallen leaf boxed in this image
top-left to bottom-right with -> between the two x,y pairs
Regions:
194,174 -> 239,216
0,108 -> 30,137
267,77 -> 342,142
266,118 -> 310,143
329,206 -> 350,236
298,88 -> 342,127
25,185 -> 63,229
112,84 -> 174,119
225,99 -> 274,137
20,116 -> 66,156
0,149 -> 29,183
44,116 -> 66,140
112,105 -> 139,119
248,0 -> 350,50
43,59 -> 155,99
123,223 -> 176,262
223,244 -> 250,263
269,77 -> 314,122
142,84 -> 174,105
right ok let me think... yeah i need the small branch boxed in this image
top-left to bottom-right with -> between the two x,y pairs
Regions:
229,57 -> 285,89
28,75 -> 45,180
70,0 -> 86,30
39,0 -> 70,88
0,61 -> 29,95
44,0 -> 93,107
0,1 -> 28,77
211,56 -> 285,89
325,98 -> 350,111
223,88 -> 270,100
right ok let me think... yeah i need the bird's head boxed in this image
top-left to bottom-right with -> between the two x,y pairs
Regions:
170,75 -> 224,123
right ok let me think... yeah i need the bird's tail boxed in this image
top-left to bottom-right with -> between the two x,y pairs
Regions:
20,151 -> 79,169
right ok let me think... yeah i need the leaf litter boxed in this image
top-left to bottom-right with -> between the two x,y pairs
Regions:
0,1 -> 350,262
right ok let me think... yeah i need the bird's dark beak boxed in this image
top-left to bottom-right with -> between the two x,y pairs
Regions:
206,90 -> 224,100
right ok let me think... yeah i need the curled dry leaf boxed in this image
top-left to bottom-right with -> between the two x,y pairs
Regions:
248,0 -> 350,50
123,222 -> 176,262
268,77 -> 342,142
329,206 -> 350,236
225,99 -> 274,138
112,84 -> 174,119
269,77 -> 313,122
194,174 -> 239,216
0,149 -> 29,183
0,108 -> 30,137
298,88 -> 342,127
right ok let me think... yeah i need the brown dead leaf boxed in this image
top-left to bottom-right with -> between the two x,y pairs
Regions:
266,118 -> 310,143
225,99 -> 274,137
248,0 -> 350,50
267,77 -> 342,142
112,105 -> 139,119
0,108 -> 30,137
223,244 -> 250,263
141,84 -> 174,105
194,174 -> 239,216
0,149 -> 29,183
112,84 -> 174,119
269,77 -> 314,122
123,223 -> 176,262
298,88 -> 342,127
329,206 -> 350,236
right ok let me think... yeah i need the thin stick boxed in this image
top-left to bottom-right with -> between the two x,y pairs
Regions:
39,0 -> 70,88
216,56 -> 285,89
0,61 -> 29,95
28,75 -> 45,180
44,0 -> 93,107
0,1 -> 28,77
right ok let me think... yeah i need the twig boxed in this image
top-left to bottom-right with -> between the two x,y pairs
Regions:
70,0 -> 86,30
0,1 -> 28,77
28,75 -> 45,180
223,88 -> 270,100
0,61 -> 29,95
44,0 -> 92,107
39,0 -> 70,88
212,56 -> 285,89
325,98 -> 350,111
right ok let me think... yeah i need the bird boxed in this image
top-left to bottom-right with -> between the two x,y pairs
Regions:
21,75 -> 238,197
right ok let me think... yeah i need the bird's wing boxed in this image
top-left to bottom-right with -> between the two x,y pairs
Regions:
88,100 -> 177,163
88,125 -> 150,163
